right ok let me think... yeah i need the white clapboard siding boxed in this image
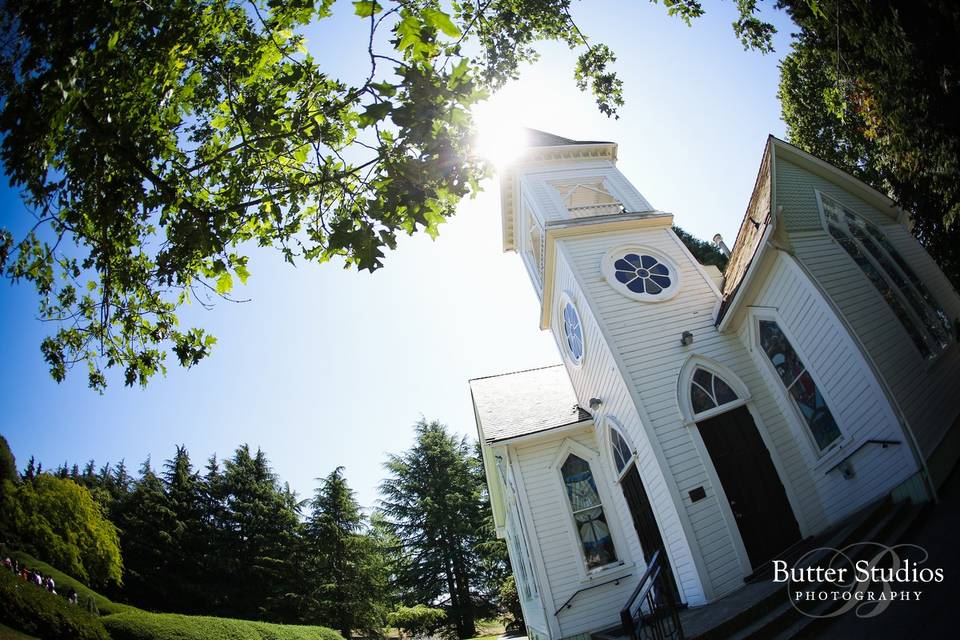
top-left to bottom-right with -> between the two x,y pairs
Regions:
775,155 -> 960,461
518,162 -> 653,225
745,253 -> 918,522
560,226 -> 779,598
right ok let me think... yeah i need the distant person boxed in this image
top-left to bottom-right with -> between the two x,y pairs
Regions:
67,586 -> 78,604
2,557 -> 11,571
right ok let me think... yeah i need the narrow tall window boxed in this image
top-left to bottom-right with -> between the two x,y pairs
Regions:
758,320 -> 842,452
821,194 -> 951,357
561,454 -> 618,569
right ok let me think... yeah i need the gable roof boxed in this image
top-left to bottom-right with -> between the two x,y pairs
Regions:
716,135 -> 902,328
469,364 -> 591,443
524,128 -> 613,148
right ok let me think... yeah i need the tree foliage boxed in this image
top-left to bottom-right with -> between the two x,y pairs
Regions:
0,474 -> 122,587
299,467 -> 389,637
0,0 -> 780,390
778,0 -> 960,286
378,419 -> 495,639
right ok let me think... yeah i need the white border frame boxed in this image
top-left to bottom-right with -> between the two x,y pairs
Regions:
601,245 -> 681,302
548,437 -> 634,585
750,309 -> 847,460
677,357 -> 753,425
558,291 -> 585,369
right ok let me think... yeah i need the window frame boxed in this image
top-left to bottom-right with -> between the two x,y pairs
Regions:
601,245 -> 681,302
752,312 -> 845,457
815,190 -> 953,360
551,439 -> 630,582
558,292 -> 585,368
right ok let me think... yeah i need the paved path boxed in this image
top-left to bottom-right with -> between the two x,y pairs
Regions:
813,467 -> 960,639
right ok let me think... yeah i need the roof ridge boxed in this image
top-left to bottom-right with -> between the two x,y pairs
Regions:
468,363 -> 564,382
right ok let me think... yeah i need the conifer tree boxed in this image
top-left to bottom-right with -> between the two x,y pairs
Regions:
378,420 -> 490,639
301,467 -> 388,638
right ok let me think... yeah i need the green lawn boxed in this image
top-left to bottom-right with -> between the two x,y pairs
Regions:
1,550 -> 343,640
0,623 -> 38,640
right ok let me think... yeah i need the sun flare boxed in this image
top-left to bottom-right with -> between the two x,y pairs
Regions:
471,101 -> 529,168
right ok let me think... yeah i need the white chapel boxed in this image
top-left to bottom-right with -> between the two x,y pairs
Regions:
469,130 -> 960,640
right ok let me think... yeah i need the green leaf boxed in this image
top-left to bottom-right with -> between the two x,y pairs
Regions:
215,272 -> 233,295
107,31 -> 119,51
422,8 -> 460,38
353,1 -> 382,18
357,102 -> 392,127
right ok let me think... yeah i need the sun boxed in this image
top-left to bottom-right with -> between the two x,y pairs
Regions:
471,100 -> 530,168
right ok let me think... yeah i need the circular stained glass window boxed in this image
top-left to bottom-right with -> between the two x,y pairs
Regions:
614,253 -> 672,295
562,301 -> 584,365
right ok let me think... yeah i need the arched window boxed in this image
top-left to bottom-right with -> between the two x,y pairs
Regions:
560,454 -> 618,569
609,427 -> 634,478
690,368 -> 739,415
820,193 -> 951,358
758,319 -> 842,452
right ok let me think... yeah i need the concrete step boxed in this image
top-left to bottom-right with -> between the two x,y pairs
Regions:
734,499 -> 930,640
683,495 -> 922,640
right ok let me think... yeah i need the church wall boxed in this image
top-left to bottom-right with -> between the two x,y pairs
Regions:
557,225 -> 766,598
510,426 -> 641,638
548,249 -> 706,608
490,444 -> 550,637
774,155 -> 960,468
518,161 -> 653,226
743,252 -> 919,522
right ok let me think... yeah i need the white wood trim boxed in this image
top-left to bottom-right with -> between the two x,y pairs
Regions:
509,447 -> 563,639
546,436 -> 636,586
676,355 -> 754,425
557,241 -> 713,601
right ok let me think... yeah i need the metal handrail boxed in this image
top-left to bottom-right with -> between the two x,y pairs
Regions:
620,550 -> 684,640
825,439 -> 902,476
553,572 -> 631,616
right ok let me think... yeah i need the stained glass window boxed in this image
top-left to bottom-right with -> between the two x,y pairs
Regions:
613,253 -> 672,295
610,429 -> 633,475
561,454 -> 618,569
562,302 -> 584,364
821,194 -> 951,357
759,320 -> 841,451
690,368 -> 739,415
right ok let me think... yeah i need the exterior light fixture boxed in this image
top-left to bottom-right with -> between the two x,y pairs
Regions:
681,331 -> 694,346
589,397 -> 602,411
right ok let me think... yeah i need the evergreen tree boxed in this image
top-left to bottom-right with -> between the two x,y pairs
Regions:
159,445 -> 209,614
301,467 -> 388,638
113,457 -> 177,606
207,445 -> 301,620
0,434 -> 16,485
378,420 -> 490,639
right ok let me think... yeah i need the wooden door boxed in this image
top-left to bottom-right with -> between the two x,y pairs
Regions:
696,406 -> 801,568
621,462 -> 680,602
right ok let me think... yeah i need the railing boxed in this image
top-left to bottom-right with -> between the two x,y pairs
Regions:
553,573 -> 631,616
620,550 -> 684,640
825,439 -> 902,476
568,203 -> 624,218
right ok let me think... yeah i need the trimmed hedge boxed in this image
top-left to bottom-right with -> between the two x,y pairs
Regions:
103,611 -> 345,640
5,549 -> 134,615
0,569 -> 109,640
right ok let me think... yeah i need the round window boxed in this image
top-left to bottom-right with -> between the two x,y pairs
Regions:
603,248 -> 679,301
561,300 -> 584,365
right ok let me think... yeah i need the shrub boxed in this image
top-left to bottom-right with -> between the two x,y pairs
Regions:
0,569 -> 109,640
498,576 -> 525,634
387,605 -> 447,638
102,610 -> 345,640
0,475 -> 122,587
3,549 -> 133,615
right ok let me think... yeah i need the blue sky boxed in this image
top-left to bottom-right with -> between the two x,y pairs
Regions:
0,1 -> 796,511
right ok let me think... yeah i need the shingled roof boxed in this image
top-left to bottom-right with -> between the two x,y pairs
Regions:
469,364 -> 591,443
524,128 -> 612,148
